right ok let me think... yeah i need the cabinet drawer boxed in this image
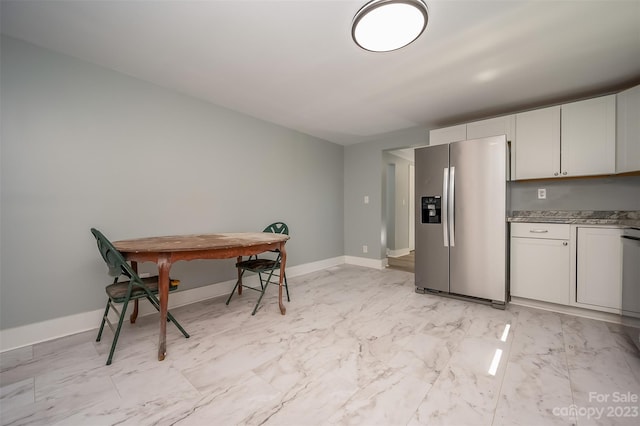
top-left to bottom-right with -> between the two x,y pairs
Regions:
511,223 -> 570,239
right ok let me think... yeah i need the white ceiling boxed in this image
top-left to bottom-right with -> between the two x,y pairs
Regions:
2,0 -> 639,145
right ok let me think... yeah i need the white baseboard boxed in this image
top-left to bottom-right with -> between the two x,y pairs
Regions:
510,296 -> 623,324
287,256 -> 345,276
0,309 -> 106,354
387,248 -> 410,258
344,256 -> 388,270
0,278 -> 237,354
0,256 -> 347,353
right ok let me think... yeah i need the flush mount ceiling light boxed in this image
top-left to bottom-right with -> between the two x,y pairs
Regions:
352,0 -> 428,52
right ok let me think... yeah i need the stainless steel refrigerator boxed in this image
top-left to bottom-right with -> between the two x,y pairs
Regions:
415,135 -> 508,307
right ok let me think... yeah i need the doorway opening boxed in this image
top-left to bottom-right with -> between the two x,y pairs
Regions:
387,250 -> 415,273
384,148 -> 416,273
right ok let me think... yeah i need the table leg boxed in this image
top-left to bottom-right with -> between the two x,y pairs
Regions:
278,243 -> 287,315
130,262 -> 139,323
237,256 -> 243,295
157,256 -> 171,361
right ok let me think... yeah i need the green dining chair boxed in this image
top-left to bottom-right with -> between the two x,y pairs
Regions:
226,222 -> 290,315
90,228 -> 189,365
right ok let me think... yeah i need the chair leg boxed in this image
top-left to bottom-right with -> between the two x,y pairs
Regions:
106,299 -> 129,365
226,270 -> 246,305
144,296 -> 170,322
226,280 -> 241,305
251,269 -> 276,316
273,272 -> 290,302
283,273 -> 290,302
166,311 -> 190,338
145,296 -> 190,338
96,301 -> 110,342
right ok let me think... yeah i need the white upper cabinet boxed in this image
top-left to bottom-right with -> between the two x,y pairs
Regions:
513,95 -> 616,180
429,124 -> 466,146
561,95 -> 616,177
467,115 -> 516,179
515,106 -> 561,180
616,84 -> 640,173
430,92 -> 623,179
467,115 -> 515,141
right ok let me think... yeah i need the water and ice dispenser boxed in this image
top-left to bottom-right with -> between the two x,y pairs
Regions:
421,196 -> 441,224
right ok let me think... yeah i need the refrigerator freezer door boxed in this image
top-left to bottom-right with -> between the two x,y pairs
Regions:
449,136 -> 507,302
415,144 -> 450,293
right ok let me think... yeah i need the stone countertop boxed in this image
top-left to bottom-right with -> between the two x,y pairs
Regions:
507,210 -> 640,227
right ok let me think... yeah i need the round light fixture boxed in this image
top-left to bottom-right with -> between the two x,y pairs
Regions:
352,0 -> 428,52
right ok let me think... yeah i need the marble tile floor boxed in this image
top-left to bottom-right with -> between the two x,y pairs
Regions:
1,264 -> 639,426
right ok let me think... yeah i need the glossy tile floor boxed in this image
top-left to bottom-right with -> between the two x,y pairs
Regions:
1,265 -> 639,425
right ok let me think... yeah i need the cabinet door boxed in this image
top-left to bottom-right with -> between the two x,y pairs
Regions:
514,106 -> 561,180
510,237 -> 570,304
561,95 -> 616,177
429,124 -> 466,146
616,84 -> 640,173
576,227 -> 623,310
467,115 -> 515,141
467,115 -> 516,179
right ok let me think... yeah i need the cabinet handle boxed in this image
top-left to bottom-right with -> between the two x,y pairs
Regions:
529,229 -> 549,233
554,172 -> 559,176
562,241 -> 568,246
562,171 -> 568,175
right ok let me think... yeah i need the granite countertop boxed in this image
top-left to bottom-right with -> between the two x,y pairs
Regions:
507,210 -> 640,227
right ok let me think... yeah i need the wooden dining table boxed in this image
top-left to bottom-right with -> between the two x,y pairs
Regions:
113,232 -> 290,361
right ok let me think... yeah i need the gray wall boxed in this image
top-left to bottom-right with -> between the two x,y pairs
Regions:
344,127 -> 428,259
0,36 -> 344,330
510,176 -> 640,211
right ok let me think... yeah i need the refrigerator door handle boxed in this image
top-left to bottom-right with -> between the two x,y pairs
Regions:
449,166 -> 455,247
442,167 -> 449,247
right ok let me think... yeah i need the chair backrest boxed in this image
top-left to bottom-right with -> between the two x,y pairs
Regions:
264,222 -> 289,235
90,228 -> 137,280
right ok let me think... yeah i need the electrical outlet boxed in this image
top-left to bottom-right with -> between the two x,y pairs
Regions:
364,195 -> 369,204
362,245 -> 368,253
537,188 -> 546,199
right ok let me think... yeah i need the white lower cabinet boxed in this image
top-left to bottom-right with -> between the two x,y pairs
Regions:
575,227 -> 623,311
510,223 -> 570,304
510,223 -> 625,314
